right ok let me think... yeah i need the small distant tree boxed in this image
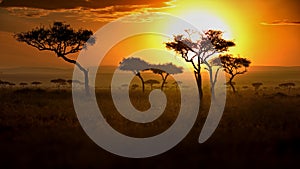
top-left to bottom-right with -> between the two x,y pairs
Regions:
51,78 -> 67,88
166,30 -> 235,98
145,79 -> 160,90
242,86 -> 249,90
121,84 -> 129,88
31,81 -> 42,87
8,82 -> 16,87
119,57 -> 151,92
67,79 -> 83,85
14,22 -> 94,95
173,81 -> 183,89
131,84 -> 139,90
19,82 -> 28,88
279,82 -> 296,94
0,80 -> 10,87
252,82 -> 263,94
218,54 -> 251,93
67,79 -> 83,88
67,80 -> 73,85
149,63 -> 183,90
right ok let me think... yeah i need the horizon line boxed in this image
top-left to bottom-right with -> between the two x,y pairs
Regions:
1,65 -> 300,69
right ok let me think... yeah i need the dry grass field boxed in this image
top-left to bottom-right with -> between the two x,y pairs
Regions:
0,84 -> 299,169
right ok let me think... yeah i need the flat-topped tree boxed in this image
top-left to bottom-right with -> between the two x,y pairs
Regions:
166,30 -> 235,98
50,78 -> 67,88
279,82 -> 296,94
14,22 -> 94,95
252,82 -> 263,94
145,79 -> 160,90
119,57 -> 151,92
218,54 -> 251,93
31,81 -> 42,87
19,82 -> 28,88
149,63 -> 183,90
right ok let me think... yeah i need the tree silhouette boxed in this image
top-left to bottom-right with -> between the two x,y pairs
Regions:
279,82 -> 295,94
31,81 -> 42,87
252,82 -> 263,94
173,81 -> 183,89
209,57 -> 225,98
50,78 -> 67,88
131,84 -> 139,90
14,22 -> 94,95
166,30 -> 235,98
149,63 -> 183,90
19,82 -> 28,88
0,80 -> 10,88
119,57 -> 151,92
66,79 -> 83,88
242,86 -> 249,90
8,82 -> 16,87
218,54 -> 251,93
145,79 -> 160,90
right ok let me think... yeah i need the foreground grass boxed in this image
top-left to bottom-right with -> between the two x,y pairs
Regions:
0,87 -> 299,169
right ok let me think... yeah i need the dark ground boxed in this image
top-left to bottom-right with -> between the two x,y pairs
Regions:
0,87 -> 299,169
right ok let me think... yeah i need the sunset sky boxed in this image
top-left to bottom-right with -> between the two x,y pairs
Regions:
0,0 -> 299,68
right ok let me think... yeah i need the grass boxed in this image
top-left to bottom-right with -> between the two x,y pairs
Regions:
0,86 -> 299,169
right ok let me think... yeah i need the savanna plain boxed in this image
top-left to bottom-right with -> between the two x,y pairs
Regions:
0,66 -> 300,169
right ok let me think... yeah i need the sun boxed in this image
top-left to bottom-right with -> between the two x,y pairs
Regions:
177,10 -> 233,40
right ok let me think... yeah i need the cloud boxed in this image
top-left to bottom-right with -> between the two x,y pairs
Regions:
119,12 -> 165,23
6,7 -> 51,18
0,0 -> 176,22
261,20 -> 300,26
0,0 -> 174,10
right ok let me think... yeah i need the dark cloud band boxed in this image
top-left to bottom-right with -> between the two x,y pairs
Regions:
0,0 -> 173,10
261,20 -> 300,26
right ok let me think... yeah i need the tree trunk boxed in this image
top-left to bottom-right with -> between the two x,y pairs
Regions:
161,73 -> 169,90
194,70 -> 203,99
136,73 -> 145,92
83,69 -> 90,95
229,77 -> 236,93
58,54 -> 90,95
196,56 -> 203,99
208,66 -> 215,100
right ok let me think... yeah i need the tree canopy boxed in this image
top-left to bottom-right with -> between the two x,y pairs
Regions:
14,22 -> 94,95
14,22 -> 94,56
119,57 -> 151,92
119,58 -> 183,91
165,29 -> 235,98
149,63 -> 183,90
218,54 -> 251,93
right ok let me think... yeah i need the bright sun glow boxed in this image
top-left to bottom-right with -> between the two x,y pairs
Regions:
178,10 -> 233,40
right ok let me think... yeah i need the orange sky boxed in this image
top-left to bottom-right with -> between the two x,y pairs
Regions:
0,0 -> 299,68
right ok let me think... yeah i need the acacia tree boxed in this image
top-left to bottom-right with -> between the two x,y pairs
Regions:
145,79 -> 160,90
19,82 -> 28,88
50,78 -> 67,88
219,54 -> 251,93
166,30 -> 235,98
31,81 -> 42,87
119,57 -> 151,92
279,82 -> 295,94
149,63 -> 183,90
252,82 -> 263,94
14,22 -> 94,95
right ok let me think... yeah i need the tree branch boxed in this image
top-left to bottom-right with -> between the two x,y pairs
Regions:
58,53 -> 87,73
